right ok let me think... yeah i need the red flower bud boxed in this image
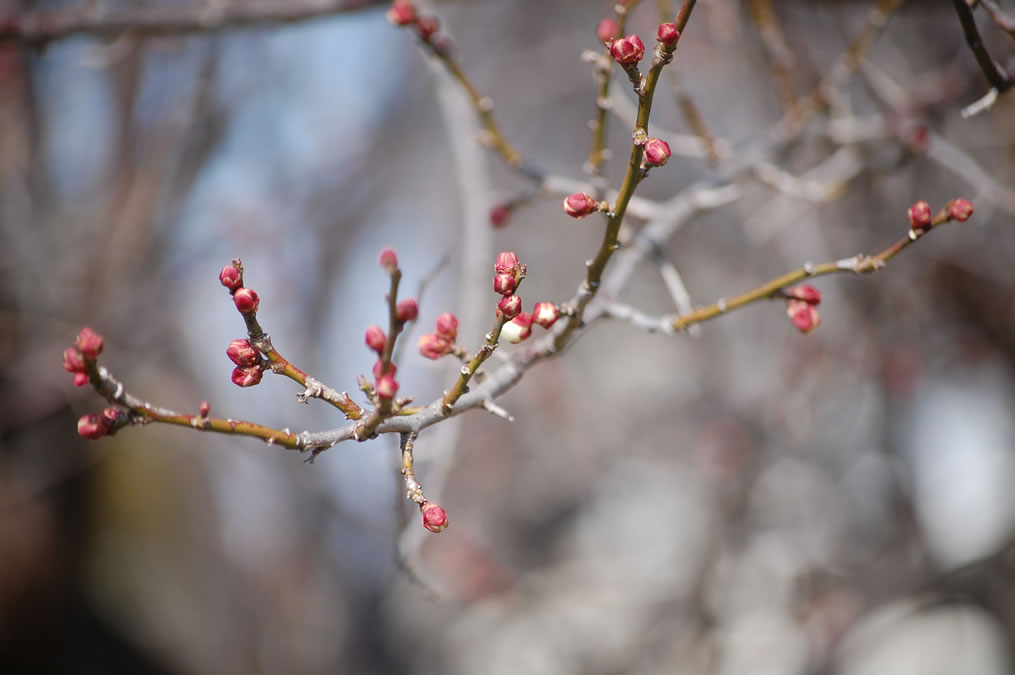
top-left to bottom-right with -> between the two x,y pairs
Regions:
421,501 -> 449,533
498,294 -> 522,319
365,324 -> 387,353
435,312 -> 458,340
597,18 -> 619,44
907,200 -> 932,231
386,1 -> 416,25
657,22 -> 680,46
73,372 -> 89,387
490,203 -> 512,228
231,365 -> 263,387
643,138 -> 671,167
495,251 -> 520,274
500,313 -> 533,344
418,333 -> 453,360
396,297 -> 419,323
532,301 -> 560,328
199,400 -> 211,417
417,14 -> 439,39
947,198 -> 973,222
787,300 -> 820,334
787,284 -> 821,306
76,327 -> 104,360
63,347 -> 86,373
101,407 -> 124,432
77,414 -> 105,440
373,360 -> 397,380
226,339 -> 260,367
378,247 -> 399,274
376,373 -> 399,400
609,34 -> 645,65
219,264 -> 242,290
563,192 -> 598,219
233,287 -> 260,314
493,272 -> 517,296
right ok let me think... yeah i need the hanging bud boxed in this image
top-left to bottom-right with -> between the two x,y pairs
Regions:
532,302 -> 560,328
907,201 -> 932,231
609,34 -> 645,65
563,192 -> 599,219
495,251 -> 520,274
500,313 -> 533,344
231,365 -> 264,387
386,1 -> 416,25
435,312 -> 458,340
376,373 -> 399,400
493,272 -> 517,296
421,501 -> 449,533
396,298 -> 419,323
219,264 -> 242,290
418,333 -> 452,360
657,22 -> 680,47
63,347 -> 86,373
786,284 -> 821,306
643,138 -> 671,167
786,300 -> 820,334
947,198 -> 973,222
597,18 -> 619,44
226,339 -> 261,367
76,327 -> 104,360
77,414 -> 106,441
378,247 -> 399,274
498,294 -> 522,319
233,288 -> 260,314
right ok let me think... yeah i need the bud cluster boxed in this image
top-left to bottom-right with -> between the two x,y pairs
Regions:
609,34 -> 645,65
64,327 -> 105,387
418,312 -> 459,360
225,338 -> 264,387
77,407 -> 128,441
785,284 -> 821,334
386,1 -> 442,44
220,261 -> 260,316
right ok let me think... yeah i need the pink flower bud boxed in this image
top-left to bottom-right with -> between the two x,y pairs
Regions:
421,501 -> 449,533
386,1 -> 416,25
435,312 -> 458,340
495,251 -> 520,273
73,372 -> 89,387
101,407 -> 124,432
657,22 -> 680,46
365,324 -> 387,353
376,373 -> 399,400
373,360 -> 397,380
787,300 -> 820,334
418,333 -> 453,360
498,294 -> 522,319
417,14 -> 439,39
787,284 -> 821,306
643,138 -> 671,167
396,298 -> 419,323
63,347 -> 86,373
76,327 -> 104,360
500,313 -> 533,344
532,301 -> 560,328
378,247 -> 399,274
231,365 -> 263,387
199,400 -> 211,417
597,18 -> 619,43
233,287 -> 260,314
907,200 -> 932,230
219,264 -> 242,290
493,272 -> 517,296
490,203 -> 512,228
947,198 -> 973,222
226,339 -> 260,367
563,192 -> 598,219
77,414 -> 105,440
609,34 -> 645,65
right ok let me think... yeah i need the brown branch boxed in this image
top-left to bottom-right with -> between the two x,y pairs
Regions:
974,0 -> 1015,40
952,0 -> 1014,92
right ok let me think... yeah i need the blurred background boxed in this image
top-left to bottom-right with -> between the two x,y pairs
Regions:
2,0 -> 1015,673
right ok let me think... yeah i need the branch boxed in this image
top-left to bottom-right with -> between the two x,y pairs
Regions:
952,0 -> 1014,92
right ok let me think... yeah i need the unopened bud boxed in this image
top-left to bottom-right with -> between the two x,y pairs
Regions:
376,373 -> 399,400
421,501 -> 449,533
435,312 -> 458,340
907,201 -> 932,231
657,22 -> 680,46
378,247 -> 399,274
495,251 -> 520,274
493,272 -> 517,296
226,339 -> 260,367
76,327 -> 104,360
73,372 -> 89,387
365,324 -> 387,353
233,287 -> 260,314
643,138 -> 671,167
563,192 -> 598,219
947,198 -> 973,222
532,301 -> 560,328
101,407 -> 124,432
490,203 -> 512,228
396,298 -> 419,323
498,294 -> 522,319
597,18 -> 619,44
386,1 -> 416,25
417,14 -> 439,39
63,347 -> 86,373
500,313 -> 533,344
373,360 -> 397,380
231,365 -> 263,387
77,414 -> 105,440
219,264 -> 242,290
787,284 -> 821,306
609,34 -> 645,65
418,333 -> 453,360
787,300 -> 820,334
199,400 -> 211,417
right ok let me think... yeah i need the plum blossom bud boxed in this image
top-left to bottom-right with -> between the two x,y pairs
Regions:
947,198 -> 973,222
643,138 -> 671,167
386,1 -> 416,25
421,501 -> 449,533
532,301 -> 560,329
657,22 -> 680,46
77,414 -> 106,441
500,313 -> 533,344
597,18 -> 619,43
498,294 -> 522,319
378,247 -> 399,274
495,251 -> 520,274
76,327 -> 104,360
102,407 -> 124,432
226,339 -> 260,367
417,15 -> 439,39
609,34 -> 645,65
199,400 -> 211,417
786,300 -> 820,334
373,360 -> 397,380
231,365 -> 263,387
787,284 -> 821,305
493,273 -> 517,296
490,203 -> 512,228
376,373 -> 399,400
73,372 -> 89,387
364,324 -> 387,353
233,287 -> 259,314
907,201 -> 932,231
219,264 -> 242,290
63,348 -> 86,373
435,312 -> 458,340
396,298 -> 419,323
563,192 -> 598,219
419,333 -> 452,360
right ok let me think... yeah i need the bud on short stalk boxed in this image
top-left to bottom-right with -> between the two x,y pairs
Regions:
609,34 -> 646,65
396,298 -> 419,323
419,333 -> 452,360
226,339 -> 261,367
233,288 -> 260,314
907,201 -> 932,231
643,138 -> 671,167
435,312 -> 459,340
421,501 -> 449,533
500,313 -> 533,344
498,294 -> 522,319
231,365 -> 264,387
563,192 -> 599,219
378,247 -> 399,274
219,265 -> 242,290
76,327 -> 104,360
532,302 -> 560,328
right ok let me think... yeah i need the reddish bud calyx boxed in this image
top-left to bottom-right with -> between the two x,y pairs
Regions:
233,288 -> 260,314
73,372 -> 89,387
227,339 -> 261,367
563,192 -> 599,219
597,18 -> 619,44
63,347 -> 86,373
787,300 -> 820,334
396,298 -> 419,323
419,333 -> 453,360
77,414 -> 106,441
365,324 -> 387,353
908,201 -> 932,231
219,265 -> 242,290
495,251 -> 520,274
498,294 -> 522,319
657,22 -> 680,46
609,34 -> 645,65
501,313 -> 533,344
378,247 -> 399,274
532,302 -> 560,328
199,400 -> 211,417
421,501 -> 449,533
435,312 -> 459,340
643,138 -> 671,167
231,365 -> 264,387
386,1 -> 416,25
493,273 -> 517,296
947,198 -> 973,222
76,327 -> 104,360
376,373 -> 399,400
